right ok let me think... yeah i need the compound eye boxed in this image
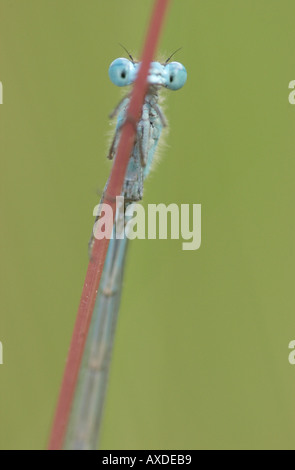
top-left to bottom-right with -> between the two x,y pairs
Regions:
108,58 -> 136,87
165,62 -> 187,90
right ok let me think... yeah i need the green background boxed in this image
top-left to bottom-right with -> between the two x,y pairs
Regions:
1,0 -> 295,450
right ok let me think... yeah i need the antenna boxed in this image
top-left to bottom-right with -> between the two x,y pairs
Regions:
119,43 -> 134,63
165,47 -> 183,64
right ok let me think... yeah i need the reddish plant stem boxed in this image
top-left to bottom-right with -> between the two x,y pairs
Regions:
48,0 -> 171,451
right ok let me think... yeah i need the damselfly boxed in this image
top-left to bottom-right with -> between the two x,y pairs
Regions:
65,52 -> 187,450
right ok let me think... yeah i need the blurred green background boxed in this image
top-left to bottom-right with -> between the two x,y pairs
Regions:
1,0 -> 295,450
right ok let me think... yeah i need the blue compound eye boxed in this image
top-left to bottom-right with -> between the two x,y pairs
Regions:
108,58 -> 136,87
164,62 -> 187,90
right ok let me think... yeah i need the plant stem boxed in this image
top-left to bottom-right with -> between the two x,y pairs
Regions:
47,0 -> 171,451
